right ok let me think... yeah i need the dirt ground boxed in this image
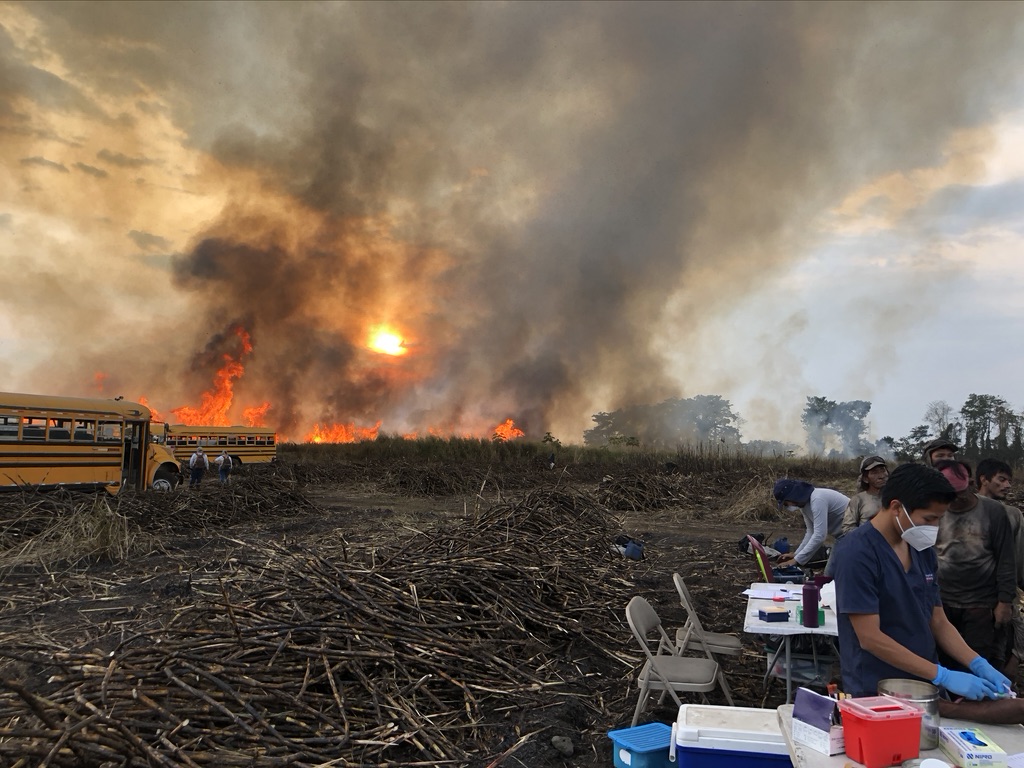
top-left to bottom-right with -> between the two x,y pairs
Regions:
301,485 -> 815,766
0,468 -> 820,767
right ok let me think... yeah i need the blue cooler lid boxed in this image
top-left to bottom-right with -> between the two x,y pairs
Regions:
607,722 -> 672,753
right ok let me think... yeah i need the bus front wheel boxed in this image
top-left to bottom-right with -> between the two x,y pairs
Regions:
153,466 -> 180,491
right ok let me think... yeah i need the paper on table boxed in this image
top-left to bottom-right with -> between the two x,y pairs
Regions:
1006,753 -> 1024,768
744,587 -> 801,600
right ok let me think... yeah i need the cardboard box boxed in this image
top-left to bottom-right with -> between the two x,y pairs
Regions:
758,606 -> 790,622
938,726 -> 1006,768
791,687 -> 844,755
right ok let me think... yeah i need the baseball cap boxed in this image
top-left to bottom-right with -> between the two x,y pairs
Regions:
860,456 -> 887,473
772,478 -> 814,507
921,437 -> 958,463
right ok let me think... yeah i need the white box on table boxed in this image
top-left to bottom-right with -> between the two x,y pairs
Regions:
938,725 -> 1006,768
791,687 -> 844,756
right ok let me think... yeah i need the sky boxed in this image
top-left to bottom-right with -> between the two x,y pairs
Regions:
2,1 -> 1024,447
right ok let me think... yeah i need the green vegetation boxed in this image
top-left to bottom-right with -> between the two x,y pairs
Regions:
280,434 -> 856,481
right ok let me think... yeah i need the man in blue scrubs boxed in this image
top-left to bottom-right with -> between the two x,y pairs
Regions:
833,463 -> 1009,703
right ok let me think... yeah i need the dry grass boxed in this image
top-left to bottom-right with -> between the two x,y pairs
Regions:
0,493 -> 141,569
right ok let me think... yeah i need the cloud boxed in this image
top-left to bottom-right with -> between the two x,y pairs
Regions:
128,229 -> 171,251
95,148 -> 159,168
19,156 -> 68,172
73,162 -> 108,178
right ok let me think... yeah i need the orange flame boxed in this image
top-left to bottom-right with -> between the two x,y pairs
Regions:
171,326 -> 253,426
243,402 -> 271,427
93,371 -> 107,393
138,396 -> 164,422
304,421 -> 382,444
492,419 -> 525,441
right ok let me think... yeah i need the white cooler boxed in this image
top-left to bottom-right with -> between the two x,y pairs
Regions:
673,704 -> 793,767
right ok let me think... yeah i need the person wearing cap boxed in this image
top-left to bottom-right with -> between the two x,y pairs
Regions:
188,446 -> 209,488
841,456 -> 889,535
214,449 -> 233,485
773,478 -> 849,568
922,437 -> 958,466
934,459 -> 1016,675
832,463 -> 1018,712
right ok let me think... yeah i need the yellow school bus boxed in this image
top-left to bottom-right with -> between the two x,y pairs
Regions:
156,424 -> 277,468
0,392 -> 183,493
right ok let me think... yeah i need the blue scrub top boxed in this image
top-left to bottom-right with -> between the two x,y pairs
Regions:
833,523 -> 941,697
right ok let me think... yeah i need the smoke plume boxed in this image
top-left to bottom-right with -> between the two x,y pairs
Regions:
5,2 -> 1024,441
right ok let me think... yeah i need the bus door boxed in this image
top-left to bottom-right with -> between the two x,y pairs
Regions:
122,421 -> 147,489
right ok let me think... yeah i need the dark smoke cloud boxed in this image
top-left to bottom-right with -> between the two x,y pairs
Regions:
16,2 -> 1024,438
128,230 -> 170,250
96,149 -> 158,168
74,162 -> 108,178
20,156 -> 67,172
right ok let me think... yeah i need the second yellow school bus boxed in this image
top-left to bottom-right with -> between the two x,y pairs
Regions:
156,425 -> 278,468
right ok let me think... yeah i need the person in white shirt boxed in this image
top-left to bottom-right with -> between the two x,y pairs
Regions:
772,478 -> 850,568
188,447 -> 209,488
214,450 -> 232,485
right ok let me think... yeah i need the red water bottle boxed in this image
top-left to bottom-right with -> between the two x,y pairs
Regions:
802,582 -> 820,628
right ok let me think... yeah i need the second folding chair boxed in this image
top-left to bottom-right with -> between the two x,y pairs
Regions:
625,595 -> 719,726
671,572 -> 739,706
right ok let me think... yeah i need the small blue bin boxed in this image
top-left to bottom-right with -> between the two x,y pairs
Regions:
607,722 -> 672,768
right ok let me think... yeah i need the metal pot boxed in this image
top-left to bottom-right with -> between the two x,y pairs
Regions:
878,678 -> 940,749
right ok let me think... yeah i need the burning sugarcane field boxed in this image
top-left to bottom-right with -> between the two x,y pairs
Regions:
0,442 -> 867,767
5,1 -> 1024,765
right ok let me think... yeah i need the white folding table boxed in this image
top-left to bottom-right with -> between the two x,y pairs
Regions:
742,582 -> 839,704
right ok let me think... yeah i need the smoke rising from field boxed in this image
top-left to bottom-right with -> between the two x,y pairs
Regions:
6,2 -> 1024,441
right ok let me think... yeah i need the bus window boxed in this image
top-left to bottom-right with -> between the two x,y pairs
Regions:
0,415 -> 18,441
268,436 -> 276,445
22,416 -> 47,441
247,435 -> 256,445
73,419 -> 96,442
47,418 -> 72,441
218,436 -> 227,446
186,436 -> 198,446
255,436 -> 267,445
98,421 -> 123,443
228,436 -> 238,445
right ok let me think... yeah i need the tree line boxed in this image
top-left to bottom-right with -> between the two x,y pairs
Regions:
582,393 -> 1024,463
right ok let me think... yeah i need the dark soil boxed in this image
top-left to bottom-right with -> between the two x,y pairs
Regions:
0,467 -> 817,767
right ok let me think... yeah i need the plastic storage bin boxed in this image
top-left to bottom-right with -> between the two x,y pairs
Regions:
838,696 -> 922,768
674,704 -> 793,767
607,722 -> 672,768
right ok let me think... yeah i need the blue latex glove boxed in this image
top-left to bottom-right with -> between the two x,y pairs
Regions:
932,665 -> 1001,701
969,656 -> 1013,694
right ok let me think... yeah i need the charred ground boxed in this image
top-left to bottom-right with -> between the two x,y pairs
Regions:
0,447 -> 868,767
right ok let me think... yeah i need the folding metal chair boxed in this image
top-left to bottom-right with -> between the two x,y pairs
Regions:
671,573 -> 739,705
747,534 -> 805,584
625,596 -> 719,726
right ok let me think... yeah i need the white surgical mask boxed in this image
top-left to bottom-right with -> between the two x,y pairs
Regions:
783,504 -> 801,512
897,504 -> 939,551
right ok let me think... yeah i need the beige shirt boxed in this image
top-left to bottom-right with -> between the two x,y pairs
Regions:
840,491 -> 882,535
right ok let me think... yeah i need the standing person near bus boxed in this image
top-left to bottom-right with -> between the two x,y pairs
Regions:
189,446 -> 209,488
215,449 -> 232,485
